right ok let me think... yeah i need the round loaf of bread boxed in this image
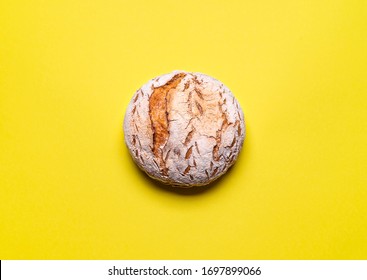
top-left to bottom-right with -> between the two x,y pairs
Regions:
123,71 -> 245,187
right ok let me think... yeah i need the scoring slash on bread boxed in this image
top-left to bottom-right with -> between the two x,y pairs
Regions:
123,70 -> 245,187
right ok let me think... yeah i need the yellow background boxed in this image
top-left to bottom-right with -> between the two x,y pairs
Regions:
1,0 -> 366,259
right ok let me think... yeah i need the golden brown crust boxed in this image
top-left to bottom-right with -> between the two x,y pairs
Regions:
124,71 -> 245,187
148,73 -> 186,176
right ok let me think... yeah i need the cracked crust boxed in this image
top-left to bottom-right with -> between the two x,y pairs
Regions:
148,73 -> 186,176
123,70 -> 245,187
